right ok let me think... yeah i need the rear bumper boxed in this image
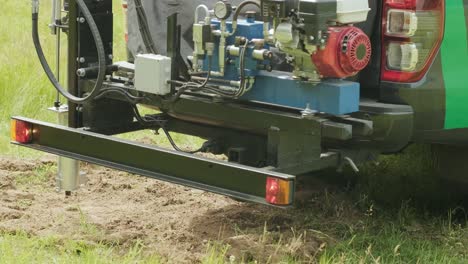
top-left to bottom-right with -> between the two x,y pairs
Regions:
414,128 -> 468,146
11,117 -> 295,206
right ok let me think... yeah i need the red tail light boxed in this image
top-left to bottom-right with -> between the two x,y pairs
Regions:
266,177 -> 293,206
381,0 -> 445,83
11,120 -> 34,144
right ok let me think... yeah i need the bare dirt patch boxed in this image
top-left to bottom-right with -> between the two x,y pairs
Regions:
0,157 -> 347,263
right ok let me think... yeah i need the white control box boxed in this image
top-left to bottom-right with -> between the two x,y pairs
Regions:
336,0 -> 370,24
135,54 -> 172,95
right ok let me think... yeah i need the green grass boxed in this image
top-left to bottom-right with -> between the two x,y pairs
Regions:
14,162 -> 56,188
0,0 -> 127,156
196,198 -> 468,263
0,1 -> 55,155
319,211 -> 468,263
0,232 -> 162,264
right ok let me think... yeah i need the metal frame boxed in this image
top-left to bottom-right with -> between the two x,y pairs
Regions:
12,117 -> 295,205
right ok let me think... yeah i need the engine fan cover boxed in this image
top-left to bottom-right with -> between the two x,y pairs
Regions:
312,26 -> 372,79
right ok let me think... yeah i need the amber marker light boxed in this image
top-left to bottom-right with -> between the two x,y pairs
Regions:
265,177 -> 293,206
11,119 -> 34,144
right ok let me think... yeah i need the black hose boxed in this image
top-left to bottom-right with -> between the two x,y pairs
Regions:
189,56 -> 213,90
131,105 -> 203,154
161,127 -> 203,154
32,0 -> 106,104
94,87 -> 145,104
233,0 -> 261,24
166,56 -> 213,103
134,0 -> 157,54
236,41 -> 249,97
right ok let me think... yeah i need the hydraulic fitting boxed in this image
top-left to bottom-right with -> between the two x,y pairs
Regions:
32,0 -> 40,14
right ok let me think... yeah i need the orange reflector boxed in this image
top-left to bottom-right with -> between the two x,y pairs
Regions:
11,120 -> 33,144
266,177 -> 293,206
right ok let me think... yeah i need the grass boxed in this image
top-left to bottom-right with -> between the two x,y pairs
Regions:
0,0 -> 128,156
0,232 -> 162,264
202,243 -> 231,264
319,211 -> 468,263
1,199 -> 466,263
194,194 -> 468,263
14,162 -> 56,188
0,1 -> 59,155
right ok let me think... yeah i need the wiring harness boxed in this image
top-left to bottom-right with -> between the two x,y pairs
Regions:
131,106 -> 209,154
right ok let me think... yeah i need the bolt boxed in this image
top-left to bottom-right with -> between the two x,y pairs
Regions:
108,54 -> 114,60
77,17 -> 86,23
78,57 -> 85,63
270,126 -> 280,132
301,104 -> 318,119
76,69 -> 86,77
264,51 -> 273,60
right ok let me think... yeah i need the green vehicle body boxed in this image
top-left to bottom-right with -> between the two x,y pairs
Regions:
441,0 -> 468,129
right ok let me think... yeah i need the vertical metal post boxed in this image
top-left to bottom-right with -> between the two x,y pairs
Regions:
67,0 -> 80,128
49,106 -> 81,195
61,0 -> 80,195
167,13 -> 178,93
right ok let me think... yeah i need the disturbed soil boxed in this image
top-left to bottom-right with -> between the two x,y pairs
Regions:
0,157 -> 350,263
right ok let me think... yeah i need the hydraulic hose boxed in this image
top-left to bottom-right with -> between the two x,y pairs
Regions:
134,0 -> 157,54
32,0 -> 106,104
231,0 -> 261,35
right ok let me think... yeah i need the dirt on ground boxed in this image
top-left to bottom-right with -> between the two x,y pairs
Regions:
0,157 -> 352,263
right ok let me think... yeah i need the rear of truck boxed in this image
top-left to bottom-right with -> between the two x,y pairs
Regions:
11,0 -> 468,206
379,0 -> 468,142
377,0 -> 468,186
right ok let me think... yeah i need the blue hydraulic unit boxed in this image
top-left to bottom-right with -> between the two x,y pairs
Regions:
205,18 -> 360,115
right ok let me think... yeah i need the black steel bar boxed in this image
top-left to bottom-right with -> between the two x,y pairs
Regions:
86,121 -> 147,135
163,96 -> 325,137
167,13 -> 178,92
12,117 -> 295,205
67,1 -> 79,128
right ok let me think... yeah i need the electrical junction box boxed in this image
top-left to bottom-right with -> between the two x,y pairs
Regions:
135,54 -> 172,95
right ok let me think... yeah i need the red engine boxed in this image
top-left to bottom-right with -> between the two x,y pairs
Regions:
312,26 -> 372,79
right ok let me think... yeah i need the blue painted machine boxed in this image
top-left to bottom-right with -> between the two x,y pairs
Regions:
188,0 -> 372,116
202,19 -> 361,115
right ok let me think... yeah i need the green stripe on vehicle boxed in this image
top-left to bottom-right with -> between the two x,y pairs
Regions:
442,0 -> 468,129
